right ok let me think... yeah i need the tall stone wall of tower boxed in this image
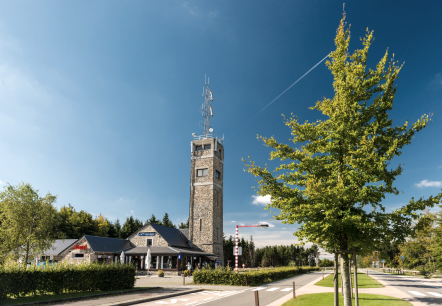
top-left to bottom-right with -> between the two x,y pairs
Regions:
189,138 -> 224,261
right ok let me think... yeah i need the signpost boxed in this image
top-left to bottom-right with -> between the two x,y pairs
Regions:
234,224 -> 269,272
382,259 -> 385,269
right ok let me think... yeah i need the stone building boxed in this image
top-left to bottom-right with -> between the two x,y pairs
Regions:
189,137 -> 224,263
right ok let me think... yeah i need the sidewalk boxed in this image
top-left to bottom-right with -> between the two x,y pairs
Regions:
269,271 -> 427,306
48,288 -> 202,306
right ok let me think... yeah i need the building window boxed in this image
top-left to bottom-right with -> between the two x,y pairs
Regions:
215,170 -> 221,179
218,149 -> 222,154
204,144 -> 211,150
197,169 -> 208,177
146,239 -> 153,246
200,219 -> 202,231
72,253 -> 84,259
196,146 -> 203,151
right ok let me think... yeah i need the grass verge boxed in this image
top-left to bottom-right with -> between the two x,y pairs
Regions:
315,272 -> 383,288
0,287 -> 156,306
281,293 -> 412,306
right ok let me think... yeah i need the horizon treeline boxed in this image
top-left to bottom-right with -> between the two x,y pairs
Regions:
53,204 -> 188,240
223,235 -> 321,268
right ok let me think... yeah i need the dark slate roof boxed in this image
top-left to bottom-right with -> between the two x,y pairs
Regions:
117,246 -> 215,256
179,228 -> 189,240
148,223 -> 190,248
84,235 -> 134,253
44,239 -> 78,255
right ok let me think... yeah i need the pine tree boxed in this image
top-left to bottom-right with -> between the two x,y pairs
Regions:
148,214 -> 161,225
161,213 -> 175,228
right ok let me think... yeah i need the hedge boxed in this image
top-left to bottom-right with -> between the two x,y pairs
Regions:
0,261 -> 136,300
193,266 -> 320,286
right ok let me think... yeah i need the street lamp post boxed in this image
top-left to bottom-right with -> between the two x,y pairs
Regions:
235,224 -> 269,272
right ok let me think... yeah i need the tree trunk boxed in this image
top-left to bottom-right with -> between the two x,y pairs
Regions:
341,255 -> 352,306
353,249 -> 359,306
334,252 -> 339,306
349,257 -> 353,299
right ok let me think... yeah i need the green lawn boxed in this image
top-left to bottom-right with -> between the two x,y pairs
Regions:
282,293 -> 412,306
315,272 -> 383,288
0,287 -> 155,306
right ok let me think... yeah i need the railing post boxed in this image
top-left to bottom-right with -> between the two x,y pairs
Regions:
254,290 -> 259,306
183,274 -> 185,285
293,281 -> 296,299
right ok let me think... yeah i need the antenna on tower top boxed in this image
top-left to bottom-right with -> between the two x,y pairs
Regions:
201,75 -> 214,137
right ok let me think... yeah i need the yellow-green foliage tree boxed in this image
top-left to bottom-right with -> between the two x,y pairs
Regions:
399,212 -> 437,274
0,183 -> 58,264
244,15 -> 442,306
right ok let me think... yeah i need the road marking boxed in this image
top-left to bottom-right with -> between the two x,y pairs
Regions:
251,287 -> 266,291
266,288 -> 279,291
281,288 -> 293,291
156,299 -> 190,304
428,292 -> 442,297
422,282 -> 440,287
409,291 -> 426,296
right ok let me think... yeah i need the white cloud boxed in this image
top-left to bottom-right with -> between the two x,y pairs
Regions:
259,221 -> 275,228
130,210 -> 134,215
0,180 -> 4,184
252,195 -> 272,205
119,198 -> 123,200
231,221 -> 236,223
415,180 -> 442,188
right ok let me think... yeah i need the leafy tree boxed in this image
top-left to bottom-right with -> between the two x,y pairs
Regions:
57,204 -> 96,238
399,212 -> 436,274
161,213 -> 175,228
432,206 -> 442,271
244,14 -> 442,305
148,214 -> 161,225
319,258 -> 334,267
92,214 -> 110,237
0,183 -> 58,264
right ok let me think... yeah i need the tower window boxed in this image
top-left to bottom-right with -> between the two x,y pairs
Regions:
215,170 -> 221,179
196,146 -> 203,151
197,169 -> 208,177
200,219 -> 202,231
204,144 -> 211,150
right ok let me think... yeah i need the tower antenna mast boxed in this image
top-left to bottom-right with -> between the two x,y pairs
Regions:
200,75 -> 214,137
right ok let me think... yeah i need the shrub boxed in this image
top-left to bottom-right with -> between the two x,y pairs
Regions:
0,260 -> 136,300
193,266 -> 319,286
158,270 -> 164,275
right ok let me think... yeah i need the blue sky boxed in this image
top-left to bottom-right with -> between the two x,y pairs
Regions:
0,1 -> 441,252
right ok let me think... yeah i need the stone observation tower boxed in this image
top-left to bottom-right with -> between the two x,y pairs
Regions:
189,76 -> 224,263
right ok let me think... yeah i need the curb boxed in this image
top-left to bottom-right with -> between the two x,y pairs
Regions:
2,287 -> 170,306
102,289 -> 202,306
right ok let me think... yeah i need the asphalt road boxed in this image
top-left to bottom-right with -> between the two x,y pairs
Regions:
137,271 -> 329,306
369,270 -> 442,306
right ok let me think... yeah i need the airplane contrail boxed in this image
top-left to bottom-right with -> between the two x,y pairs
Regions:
226,53 -> 330,141
255,53 -> 330,117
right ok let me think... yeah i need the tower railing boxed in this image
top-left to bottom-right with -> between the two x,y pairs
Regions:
192,134 -> 224,144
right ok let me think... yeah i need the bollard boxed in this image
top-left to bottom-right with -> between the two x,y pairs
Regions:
366,269 -> 368,276
254,290 -> 259,306
183,274 -> 185,286
293,282 -> 296,299
322,270 -> 324,280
